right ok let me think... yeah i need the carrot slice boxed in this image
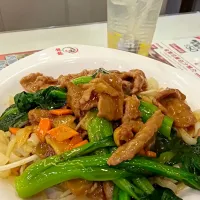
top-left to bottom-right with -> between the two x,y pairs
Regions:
47,125 -> 78,142
37,118 -> 52,142
146,151 -> 157,158
9,127 -> 20,135
67,135 -> 83,150
49,109 -> 73,116
73,140 -> 88,148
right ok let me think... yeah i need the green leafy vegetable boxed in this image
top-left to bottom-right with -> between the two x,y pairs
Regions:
19,137 -> 115,181
71,68 -> 110,85
143,185 -> 182,200
87,110 -> 113,142
139,101 -> 173,138
121,156 -> 200,190
157,151 -> 175,164
16,166 -> 130,198
16,154 -> 200,198
14,86 -> 67,112
113,185 -> 120,200
0,86 -> 66,131
0,104 -> 28,131
132,177 -> 154,195
155,131 -> 200,175
71,76 -> 93,85
119,188 -> 131,200
113,179 -> 141,199
169,137 -> 200,175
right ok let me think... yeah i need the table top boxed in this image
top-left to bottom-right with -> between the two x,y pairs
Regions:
0,12 -> 200,54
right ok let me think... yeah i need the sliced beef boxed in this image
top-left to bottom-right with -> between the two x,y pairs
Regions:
103,181 -> 114,200
77,73 -> 124,121
20,73 -> 57,92
120,120 -> 143,135
28,109 -> 52,125
107,110 -> 164,166
122,95 -> 141,123
153,88 -> 196,128
81,98 -> 98,111
114,95 -> 142,146
96,74 -> 124,120
122,80 -> 132,95
98,94 -> 123,121
121,69 -> 147,94
66,82 -> 84,117
114,120 -> 143,146
82,76 -> 119,97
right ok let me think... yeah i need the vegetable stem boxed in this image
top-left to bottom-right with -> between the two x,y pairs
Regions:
113,179 -> 141,200
16,167 -> 130,198
20,137 -> 115,180
132,177 -> 154,195
119,189 -> 131,200
139,101 -> 173,138
87,111 -> 113,142
113,185 -> 120,200
121,156 -> 200,190
71,76 -> 93,85
158,151 -> 175,164
16,154 -> 200,198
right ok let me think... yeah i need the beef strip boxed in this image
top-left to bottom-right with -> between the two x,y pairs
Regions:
153,88 -> 186,113
120,120 -> 143,135
121,69 -> 147,94
107,110 -> 164,166
113,95 -> 142,146
114,120 -> 144,146
122,95 -> 141,123
20,73 -> 58,92
153,88 -> 196,128
28,109 -> 52,125
103,181 -> 114,200
66,82 -> 84,117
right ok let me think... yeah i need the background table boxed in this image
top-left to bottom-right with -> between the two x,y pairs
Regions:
0,12 -> 200,54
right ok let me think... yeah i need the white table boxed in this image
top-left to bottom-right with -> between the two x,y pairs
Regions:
0,12 -> 200,54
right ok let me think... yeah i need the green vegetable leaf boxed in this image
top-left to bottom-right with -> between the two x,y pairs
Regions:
143,186 -> 182,200
0,104 -> 28,131
14,86 -> 67,112
154,131 -> 200,175
34,86 -> 66,110
139,101 -> 173,139
14,92 -> 36,112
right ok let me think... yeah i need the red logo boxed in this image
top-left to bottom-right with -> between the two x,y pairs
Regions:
55,47 -> 78,55
55,48 -> 63,55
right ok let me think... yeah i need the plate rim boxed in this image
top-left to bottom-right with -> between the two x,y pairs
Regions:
0,44 -> 199,84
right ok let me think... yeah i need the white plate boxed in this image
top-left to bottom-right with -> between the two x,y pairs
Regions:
0,45 -> 199,200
